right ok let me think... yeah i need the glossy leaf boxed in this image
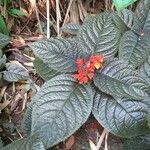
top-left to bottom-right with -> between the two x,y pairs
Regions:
30,74 -> 93,148
94,60 -> 149,100
139,56 -> 150,84
3,134 -> 40,150
22,104 -> 33,135
118,9 -> 134,28
0,33 -> 10,48
93,91 -> 150,137
3,63 -> 29,82
34,57 -> 59,81
123,134 -> 150,150
0,54 -> 6,70
77,11 -> 120,57
32,141 -> 45,150
61,23 -> 80,34
30,38 -> 86,73
113,12 -> 129,34
132,0 -> 150,34
119,31 -> 150,68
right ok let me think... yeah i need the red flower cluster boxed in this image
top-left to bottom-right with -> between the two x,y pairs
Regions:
74,55 -> 104,84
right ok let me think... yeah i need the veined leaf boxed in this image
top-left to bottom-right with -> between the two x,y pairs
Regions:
132,0 -> 150,34
77,11 -> 120,58
34,57 -> 59,81
93,60 -> 149,100
119,31 -> 150,68
32,141 -> 45,150
31,74 -> 93,148
123,134 -> 150,150
3,63 -> 29,82
113,9 -> 134,35
30,38 -> 86,73
118,9 -> 134,28
113,12 -> 129,34
93,91 -> 150,137
61,23 -> 80,34
22,104 -> 33,135
3,134 -> 40,150
0,54 -> 6,70
147,113 -> 150,128
0,33 -> 10,48
139,56 -> 150,84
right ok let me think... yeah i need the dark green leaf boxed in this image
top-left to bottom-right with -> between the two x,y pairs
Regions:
34,57 -> 59,81
93,91 -> 150,137
8,9 -> 27,17
30,38 -> 85,73
139,56 -> 150,84
0,54 -> 6,70
119,31 -> 150,68
0,15 -> 9,35
61,23 -> 80,34
22,104 -> 33,135
0,0 -> 12,5
93,59 -> 149,100
0,137 -> 3,149
113,12 -> 129,34
3,63 -> 29,82
114,9 -> 134,32
123,134 -> 150,150
0,33 -> 10,48
132,0 -> 150,34
30,74 -> 93,148
118,9 -> 134,28
3,134 -> 40,150
147,113 -> 150,128
77,11 -> 121,57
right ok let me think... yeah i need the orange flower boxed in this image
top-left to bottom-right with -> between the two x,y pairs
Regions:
89,55 -> 104,69
74,54 -> 104,84
74,70 -> 88,84
76,58 -> 84,68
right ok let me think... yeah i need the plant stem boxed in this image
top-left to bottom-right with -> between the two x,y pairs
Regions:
46,0 -> 50,38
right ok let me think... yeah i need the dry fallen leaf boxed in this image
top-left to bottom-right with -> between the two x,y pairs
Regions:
65,135 -> 75,150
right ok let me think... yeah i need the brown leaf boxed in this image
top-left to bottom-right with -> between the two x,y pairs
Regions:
11,37 -> 26,48
65,136 -> 75,150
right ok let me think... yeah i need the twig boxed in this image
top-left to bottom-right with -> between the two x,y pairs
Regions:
29,0 -> 43,34
7,136 -> 13,142
105,0 -> 108,10
0,86 -> 7,101
16,128 -> 23,139
22,93 -> 27,111
104,131 -> 109,150
56,0 -> 61,36
62,0 -> 74,27
0,98 -> 10,112
35,5 -> 43,34
12,82 -> 15,94
96,128 -> 108,150
46,0 -> 50,38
